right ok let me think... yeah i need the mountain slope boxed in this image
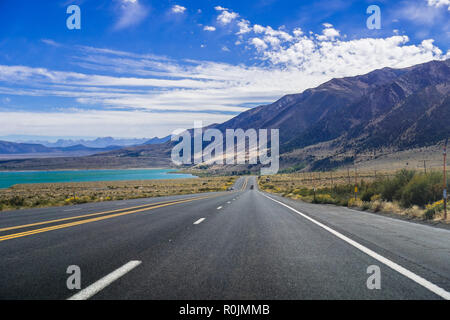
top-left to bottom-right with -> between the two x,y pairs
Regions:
1,59 -> 448,171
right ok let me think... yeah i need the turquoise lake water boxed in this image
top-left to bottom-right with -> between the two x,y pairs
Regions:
0,169 -> 196,189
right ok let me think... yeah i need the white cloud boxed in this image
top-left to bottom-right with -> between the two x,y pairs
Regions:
115,0 -> 148,30
214,6 -> 228,11
250,38 -> 268,51
203,26 -> 216,31
217,10 -> 238,24
427,0 -> 450,10
316,27 -> 340,41
171,5 -> 186,14
0,6 -> 447,138
0,110 -> 231,138
237,19 -> 251,34
41,39 -> 61,47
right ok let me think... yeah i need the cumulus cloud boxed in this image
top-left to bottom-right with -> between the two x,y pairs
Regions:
171,5 -> 186,14
316,26 -> 340,41
203,26 -> 216,31
0,6 -> 448,138
250,38 -> 268,51
427,0 -> 450,10
214,6 -> 228,11
217,10 -> 239,25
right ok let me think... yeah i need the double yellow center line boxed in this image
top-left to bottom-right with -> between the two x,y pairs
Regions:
241,177 -> 248,191
0,194 -> 218,243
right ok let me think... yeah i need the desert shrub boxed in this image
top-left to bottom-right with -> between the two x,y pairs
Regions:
400,172 -> 442,208
348,198 -> 363,208
370,200 -> 383,212
379,169 -> 415,202
313,194 -> 338,205
424,199 -> 444,220
361,201 -> 371,211
8,196 -> 25,207
361,188 -> 376,202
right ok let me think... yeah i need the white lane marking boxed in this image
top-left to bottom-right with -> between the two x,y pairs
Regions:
217,206 -> 223,210
68,260 -> 142,300
64,208 -> 82,212
194,218 -> 206,225
227,201 -> 231,204
261,193 -> 450,300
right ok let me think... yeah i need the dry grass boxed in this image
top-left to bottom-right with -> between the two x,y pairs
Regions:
0,176 -> 236,212
258,171 -> 448,223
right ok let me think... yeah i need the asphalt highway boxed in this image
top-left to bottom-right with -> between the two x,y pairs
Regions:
0,176 -> 449,300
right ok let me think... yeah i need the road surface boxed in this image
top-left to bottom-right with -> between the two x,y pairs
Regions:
0,176 -> 449,300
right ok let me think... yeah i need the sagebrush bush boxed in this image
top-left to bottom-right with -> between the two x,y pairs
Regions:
400,172 -> 442,208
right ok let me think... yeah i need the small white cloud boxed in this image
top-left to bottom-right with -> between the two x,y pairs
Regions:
214,6 -> 228,11
222,46 -> 230,52
217,10 -> 238,24
171,5 -> 186,14
323,23 -> 333,28
203,26 -> 216,31
41,39 -> 61,47
427,0 -> 450,10
316,27 -> 340,41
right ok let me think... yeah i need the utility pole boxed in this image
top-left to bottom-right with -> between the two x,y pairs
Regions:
312,172 -> 316,202
419,160 -> 429,174
444,139 -> 448,221
354,152 -> 358,200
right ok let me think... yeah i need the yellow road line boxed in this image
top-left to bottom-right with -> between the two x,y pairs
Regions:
241,177 -> 248,191
0,195 -> 211,233
0,194 -> 218,242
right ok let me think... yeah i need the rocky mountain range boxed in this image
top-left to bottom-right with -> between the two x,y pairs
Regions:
1,58 -> 448,171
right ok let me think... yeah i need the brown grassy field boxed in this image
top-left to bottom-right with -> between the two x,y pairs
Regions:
0,176 -> 236,211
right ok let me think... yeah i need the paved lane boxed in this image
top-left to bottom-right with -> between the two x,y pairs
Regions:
0,176 -> 449,300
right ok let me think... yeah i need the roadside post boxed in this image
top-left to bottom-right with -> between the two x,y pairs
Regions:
444,139 -> 448,221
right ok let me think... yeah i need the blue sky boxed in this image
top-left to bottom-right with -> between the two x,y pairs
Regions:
0,0 -> 449,140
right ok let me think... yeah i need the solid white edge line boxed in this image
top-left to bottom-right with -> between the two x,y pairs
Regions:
68,260 -> 142,300
194,218 -> 206,224
261,192 -> 450,300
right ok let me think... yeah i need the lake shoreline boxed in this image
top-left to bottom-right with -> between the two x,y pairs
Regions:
0,168 -> 196,189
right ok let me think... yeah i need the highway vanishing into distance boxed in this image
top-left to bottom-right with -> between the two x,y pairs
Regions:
0,176 -> 449,300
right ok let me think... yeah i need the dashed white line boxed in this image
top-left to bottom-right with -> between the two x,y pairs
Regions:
193,218 -> 206,224
64,208 -> 82,212
227,201 -> 231,204
261,193 -> 450,300
217,206 -> 223,210
67,260 -> 142,300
